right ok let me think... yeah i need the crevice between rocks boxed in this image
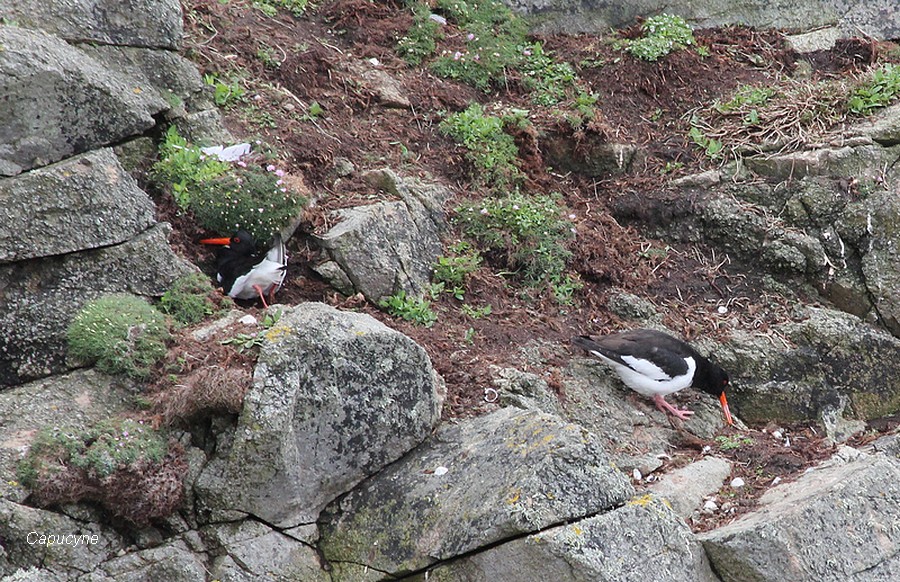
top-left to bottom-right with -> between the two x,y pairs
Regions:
382,500 -> 632,581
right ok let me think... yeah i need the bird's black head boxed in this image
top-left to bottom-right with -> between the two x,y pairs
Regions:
695,359 -> 733,425
228,230 -> 257,253
694,359 -> 729,397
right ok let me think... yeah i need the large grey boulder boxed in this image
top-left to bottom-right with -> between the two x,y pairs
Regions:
78,539 -> 207,582
0,224 -> 194,386
1,0 -> 183,49
320,407 -> 634,577
202,520 -> 330,582
419,495 -> 719,582
718,306 -> 900,426
78,45 -> 206,113
194,302 -> 444,528
314,169 -> 448,302
510,0 -> 900,40
0,26 -> 168,176
0,499 -> 126,578
700,452 -> 900,581
0,148 -> 156,263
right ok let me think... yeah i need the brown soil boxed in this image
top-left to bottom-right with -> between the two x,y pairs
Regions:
166,0 -> 897,530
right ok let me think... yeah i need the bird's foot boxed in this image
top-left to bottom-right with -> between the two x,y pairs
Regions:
253,284 -> 270,309
653,395 -> 694,421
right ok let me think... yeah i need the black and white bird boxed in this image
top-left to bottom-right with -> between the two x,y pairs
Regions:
201,230 -> 287,308
572,329 -> 732,424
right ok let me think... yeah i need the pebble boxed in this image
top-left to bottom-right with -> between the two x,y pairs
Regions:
730,477 -> 745,488
239,314 -> 258,326
703,499 -> 719,512
632,468 -> 642,481
433,466 -> 449,476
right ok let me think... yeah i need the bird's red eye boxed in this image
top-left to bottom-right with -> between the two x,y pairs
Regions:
233,237 -> 241,243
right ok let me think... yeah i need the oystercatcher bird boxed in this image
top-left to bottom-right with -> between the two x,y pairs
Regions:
200,230 -> 287,308
572,329 -> 732,425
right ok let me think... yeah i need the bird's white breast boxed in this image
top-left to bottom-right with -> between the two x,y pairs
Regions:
588,350 -> 696,397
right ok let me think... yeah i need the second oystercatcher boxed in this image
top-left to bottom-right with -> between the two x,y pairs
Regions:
572,329 -> 732,425
201,230 -> 287,308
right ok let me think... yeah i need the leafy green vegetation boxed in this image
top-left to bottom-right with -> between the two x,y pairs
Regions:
153,126 -> 306,243
624,14 -> 697,62
716,85 -> 777,113
204,73 -> 246,107
439,103 -> 522,186
158,272 -> 223,325
17,419 -> 185,525
849,64 -> 900,115
379,291 -> 438,327
715,435 -> 754,450
221,308 -> 285,352
688,116 -> 725,159
399,0 -> 578,104
19,419 -> 168,483
67,294 -> 171,379
455,190 -> 574,287
252,0 -> 307,18
397,1 -> 441,65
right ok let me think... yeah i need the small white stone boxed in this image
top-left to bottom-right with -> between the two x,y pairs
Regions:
428,13 -> 446,25
239,314 -> 258,326
772,476 -> 782,485
367,57 -> 381,67
433,466 -> 449,476
702,445 -> 711,454
717,306 -> 728,314
772,430 -> 783,439
730,477 -> 745,488
703,499 -> 719,511
632,468 -> 642,481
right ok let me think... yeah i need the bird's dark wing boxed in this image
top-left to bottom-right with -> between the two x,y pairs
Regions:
573,331 -> 692,379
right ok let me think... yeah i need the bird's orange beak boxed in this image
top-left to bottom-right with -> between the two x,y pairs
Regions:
720,392 -> 733,426
200,237 -> 231,245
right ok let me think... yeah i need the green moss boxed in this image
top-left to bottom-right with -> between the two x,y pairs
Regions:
158,272 -> 223,325
67,294 -> 171,379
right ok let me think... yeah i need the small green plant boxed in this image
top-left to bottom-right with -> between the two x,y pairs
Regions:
661,161 -> 684,174
716,85 -> 777,113
67,294 -> 171,379
203,73 -> 246,107
158,272 -> 222,325
153,127 -> 306,243
849,64 -> 900,115
715,435 -> 754,450
397,1 -> 441,65
153,126 -> 230,208
688,117 -> 725,159
256,43 -> 281,68
18,419 -> 185,525
222,308 -> 284,353
455,190 -> 574,286
433,245 -> 482,287
379,291 -> 438,327
461,303 -> 492,319
519,42 -> 577,106
550,273 -> 583,305
625,14 -> 696,62
429,0 -> 529,92
252,0 -> 307,17
440,103 -> 522,185
300,101 -> 325,121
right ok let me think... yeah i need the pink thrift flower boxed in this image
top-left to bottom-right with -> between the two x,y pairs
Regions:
266,164 -> 276,172
275,169 -> 285,177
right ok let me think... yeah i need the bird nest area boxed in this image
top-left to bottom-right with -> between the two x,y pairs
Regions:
164,0 -> 900,529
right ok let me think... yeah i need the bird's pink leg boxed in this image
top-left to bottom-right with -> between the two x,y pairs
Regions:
653,394 -> 694,420
253,284 -> 270,309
